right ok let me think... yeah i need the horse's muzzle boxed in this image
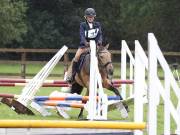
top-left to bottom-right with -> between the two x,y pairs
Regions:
108,68 -> 113,76
107,68 -> 113,81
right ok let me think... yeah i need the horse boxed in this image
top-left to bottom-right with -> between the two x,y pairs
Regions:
68,44 -> 128,119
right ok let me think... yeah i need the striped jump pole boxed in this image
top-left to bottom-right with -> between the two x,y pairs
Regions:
37,101 -> 85,108
34,95 -> 122,101
34,99 -> 133,115
0,93 -> 122,101
113,79 -> 134,84
0,83 -> 70,87
0,78 -> 134,84
0,82 -> 121,88
0,93 -> 19,99
0,78 -> 67,84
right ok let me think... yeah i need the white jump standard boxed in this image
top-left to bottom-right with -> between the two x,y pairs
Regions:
4,46 -> 68,115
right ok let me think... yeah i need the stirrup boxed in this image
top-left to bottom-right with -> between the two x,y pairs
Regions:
66,61 -> 77,84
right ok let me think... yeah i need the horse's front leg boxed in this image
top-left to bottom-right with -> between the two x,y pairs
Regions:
102,79 -> 129,112
78,106 -> 84,119
102,79 -> 123,99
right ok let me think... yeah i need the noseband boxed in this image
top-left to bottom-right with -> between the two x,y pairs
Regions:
103,61 -> 112,68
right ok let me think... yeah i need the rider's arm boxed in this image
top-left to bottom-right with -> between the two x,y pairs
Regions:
96,22 -> 103,46
80,22 -> 89,46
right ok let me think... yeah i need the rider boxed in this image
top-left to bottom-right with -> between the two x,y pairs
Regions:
66,8 -> 103,83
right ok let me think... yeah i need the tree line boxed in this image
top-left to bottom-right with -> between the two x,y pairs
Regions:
0,0 -> 180,52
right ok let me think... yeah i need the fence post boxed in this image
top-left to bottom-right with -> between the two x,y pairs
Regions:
87,40 -> 97,120
134,42 -> 144,135
121,40 -> 127,99
148,33 -> 158,135
21,52 -> 26,79
63,52 -> 69,72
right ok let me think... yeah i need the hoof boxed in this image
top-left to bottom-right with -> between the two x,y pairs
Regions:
123,103 -> 130,113
1,98 -> 13,107
78,114 -> 84,120
11,99 -> 34,115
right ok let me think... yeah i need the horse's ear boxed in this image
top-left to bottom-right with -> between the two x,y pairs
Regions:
105,44 -> 109,49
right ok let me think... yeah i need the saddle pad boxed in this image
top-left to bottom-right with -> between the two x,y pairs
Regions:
76,52 -> 89,73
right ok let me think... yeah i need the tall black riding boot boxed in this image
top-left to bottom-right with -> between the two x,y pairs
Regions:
71,61 -> 78,81
66,61 -> 78,84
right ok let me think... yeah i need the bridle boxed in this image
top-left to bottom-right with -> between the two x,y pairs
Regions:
97,50 -> 112,69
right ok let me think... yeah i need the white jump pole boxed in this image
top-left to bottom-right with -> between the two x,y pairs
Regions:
17,46 -> 68,106
87,40 -> 108,120
87,40 -> 97,120
121,40 -> 135,99
134,41 -> 145,135
121,41 -> 127,99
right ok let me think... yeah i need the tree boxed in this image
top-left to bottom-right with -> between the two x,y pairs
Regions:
0,0 -> 27,47
23,0 -> 82,48
5,0 -> 179,52
120,0 -> 180,51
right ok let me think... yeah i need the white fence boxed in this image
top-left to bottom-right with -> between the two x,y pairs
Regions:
122,33 -> 180,135
148,33 -> 180,135
121,40 -> 135,99
121,40 -> 148,103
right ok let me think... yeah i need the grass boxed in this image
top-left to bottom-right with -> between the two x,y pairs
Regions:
0,86 -> 135,121
0,63 -> 179,79
0,63 -> 179,134
0,63 -> 64,77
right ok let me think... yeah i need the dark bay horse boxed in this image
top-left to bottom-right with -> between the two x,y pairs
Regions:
69,44 -> 128,118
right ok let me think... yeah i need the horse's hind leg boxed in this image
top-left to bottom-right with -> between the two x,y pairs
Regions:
69,82 -> 85,119
78,101 -> 85,119
77,89 -> 89,119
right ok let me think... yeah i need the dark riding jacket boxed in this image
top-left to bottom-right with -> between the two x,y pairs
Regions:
79,21 -> 103,48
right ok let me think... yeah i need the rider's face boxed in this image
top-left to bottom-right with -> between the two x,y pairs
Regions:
86,16 -> 95,23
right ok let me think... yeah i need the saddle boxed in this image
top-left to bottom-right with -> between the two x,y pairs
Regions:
76,51 -> 90,73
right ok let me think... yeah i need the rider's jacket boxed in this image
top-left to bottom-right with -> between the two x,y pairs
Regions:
79,21 -> 102,48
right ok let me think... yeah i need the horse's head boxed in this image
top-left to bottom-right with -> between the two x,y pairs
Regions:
97,44 -> 114,81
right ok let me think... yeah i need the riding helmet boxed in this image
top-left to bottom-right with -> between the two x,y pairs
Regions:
84,8 -> 96,17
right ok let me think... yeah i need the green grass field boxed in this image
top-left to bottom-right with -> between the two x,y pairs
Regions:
0,63 -> 179,134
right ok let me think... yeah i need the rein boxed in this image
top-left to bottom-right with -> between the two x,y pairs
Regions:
97,50 -> 112,69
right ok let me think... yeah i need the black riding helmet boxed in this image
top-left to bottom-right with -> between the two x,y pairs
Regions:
84,8 -> 96,17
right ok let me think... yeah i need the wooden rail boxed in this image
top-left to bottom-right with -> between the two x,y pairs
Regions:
0,48 -> 179,78
0,48 -> 179,55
